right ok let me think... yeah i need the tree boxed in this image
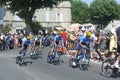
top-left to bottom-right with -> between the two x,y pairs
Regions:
0,0 -> 66,32
71,0 -> 90,23
90,0 -> 120,28
30,21 -> 42,34
2,25 -> 11,32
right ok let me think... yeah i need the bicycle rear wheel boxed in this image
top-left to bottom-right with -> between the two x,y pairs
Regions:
53,52 -> 60,65
101,58 -> 113,77
69,53 -> 75,67
16,56 -> 20,64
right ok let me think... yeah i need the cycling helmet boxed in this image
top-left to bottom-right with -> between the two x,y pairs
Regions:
86,31 -> 91,37
27,35 -> 31,40
58,30 -> 63,35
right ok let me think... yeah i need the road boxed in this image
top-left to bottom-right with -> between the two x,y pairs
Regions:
0,47 -> 119,80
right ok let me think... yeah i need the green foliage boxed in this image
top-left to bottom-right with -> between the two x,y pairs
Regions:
71,0 -> 90,23
48,28 -> 53,33
2,26 -> 11,32
30,21 -> 42,34
89,0 -> 120,28
71,0 -> 120,28
0,0 -> 66,31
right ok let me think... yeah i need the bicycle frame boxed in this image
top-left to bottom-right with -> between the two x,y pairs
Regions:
53,46 -> 59,58
77,47 -> 87,60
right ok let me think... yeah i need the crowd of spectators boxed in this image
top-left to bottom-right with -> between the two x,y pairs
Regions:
0,32 -> 23,51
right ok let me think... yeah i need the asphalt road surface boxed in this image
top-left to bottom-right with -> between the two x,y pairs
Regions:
0,47 -> 119,80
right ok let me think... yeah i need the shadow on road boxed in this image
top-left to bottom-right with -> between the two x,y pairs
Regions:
22,61 -> 33,66
116,72 -> 120,78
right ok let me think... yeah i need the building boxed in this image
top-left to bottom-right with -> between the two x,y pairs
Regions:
3,1 -> 71,33
0,6 -> 4,31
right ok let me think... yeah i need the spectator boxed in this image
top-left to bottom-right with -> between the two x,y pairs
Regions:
61,29 -> 68,54
117,33 -> 120,54
109,28 -> 117,58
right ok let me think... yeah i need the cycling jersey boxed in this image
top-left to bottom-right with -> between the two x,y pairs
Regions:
22,37 -> 28,45
79,36 -> 91,46
76,35 -> 91,50
22,37 -> 28,49
33,36 -> 40,45
54,35 -> 63,42
51,35 -> 63,47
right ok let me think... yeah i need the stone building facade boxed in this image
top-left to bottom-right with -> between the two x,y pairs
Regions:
3,1 -> 71,33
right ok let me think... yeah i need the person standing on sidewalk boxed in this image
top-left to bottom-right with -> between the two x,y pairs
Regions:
93,29 -> 104,61
117,33 -> 120,55
109,28 -> 120,68
61,29 -> 68,54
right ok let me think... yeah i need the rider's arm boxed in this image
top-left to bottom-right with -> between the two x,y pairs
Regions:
54,40 -> 56,46
94,36 -> 102,44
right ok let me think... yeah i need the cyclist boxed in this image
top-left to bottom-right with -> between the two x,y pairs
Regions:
30,35 -> 40,56
17,35 -> 28,57
107,28 -> 119,68
22,36 -> 28,50
49,31 -> 64,57
73,31 -> 92,66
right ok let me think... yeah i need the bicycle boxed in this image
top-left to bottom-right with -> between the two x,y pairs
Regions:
69,47 -> 90,70
101,54 -> 120,77
47,45 -> 61,65
30,46 -> 39,59
16,49 -> 27,66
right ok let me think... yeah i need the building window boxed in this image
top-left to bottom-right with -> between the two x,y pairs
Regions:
56,13 -> 62,22
46,11 -> 50,22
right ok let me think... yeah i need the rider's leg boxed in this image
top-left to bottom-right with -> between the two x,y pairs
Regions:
114,55 -> 120,68
40,40 -> 42,48
50,46 -> 54,56
96,49 -> 103,61
74,50 -> 79,59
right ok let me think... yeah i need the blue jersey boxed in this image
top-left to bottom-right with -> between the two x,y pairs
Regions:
53,35 -> 63,46
54,35 -> 63,42
78,35 -> 85,43
22,37 -> 28,45
78,35 -> 91,47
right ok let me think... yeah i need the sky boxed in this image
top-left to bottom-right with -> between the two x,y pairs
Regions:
82,0 -> 120,5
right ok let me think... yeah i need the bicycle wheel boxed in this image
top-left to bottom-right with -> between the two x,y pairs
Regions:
69,53 -> 75,67
101,58 -> 113,77
31,50 -> 37,59
18,57 -> 23,66
47,51 -> 53,64
79,57 -> 89,70
53,52 -> 60,65
86,53 -> 90,66
16,56 -> 20,64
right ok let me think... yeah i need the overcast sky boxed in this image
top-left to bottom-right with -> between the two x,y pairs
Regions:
82,0 -> 120,5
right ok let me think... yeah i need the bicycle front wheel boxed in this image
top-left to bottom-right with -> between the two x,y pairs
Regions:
47,51 -> 53,64
79,57 -> 89,70
101,58 -> 113,77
